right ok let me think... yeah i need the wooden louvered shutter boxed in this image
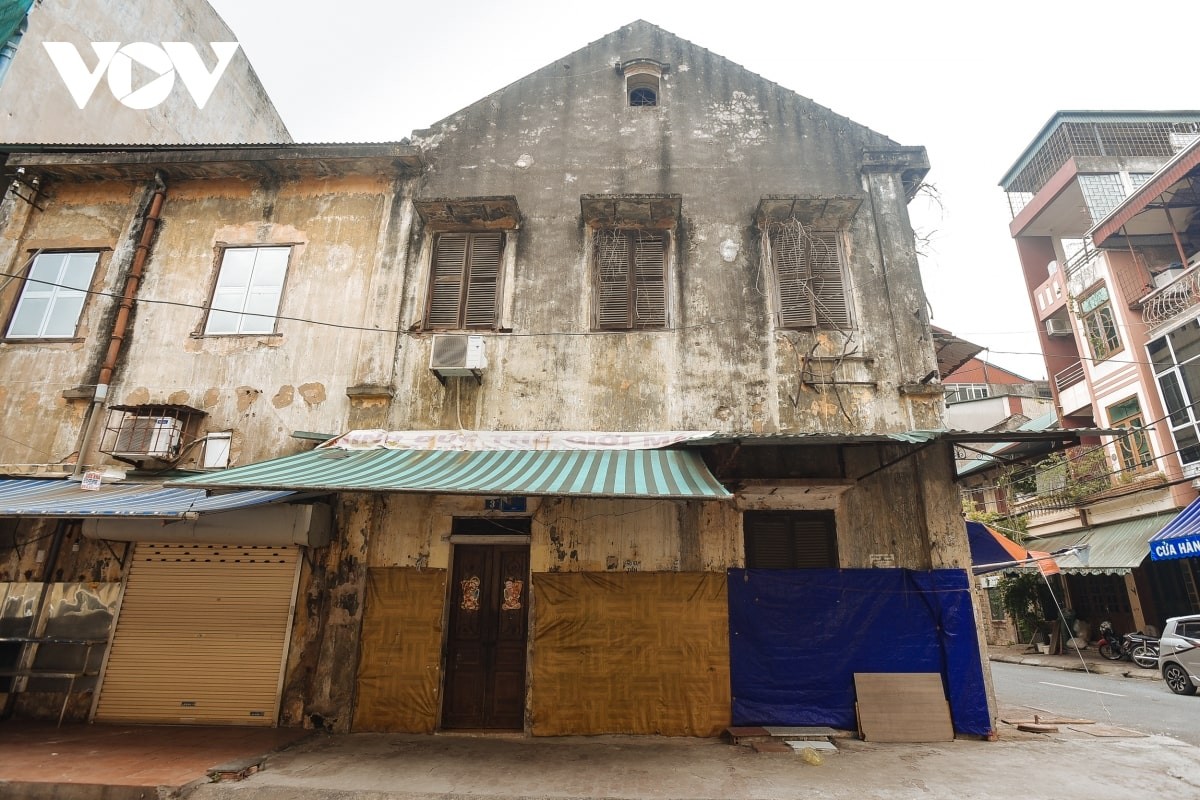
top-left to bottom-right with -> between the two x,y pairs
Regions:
596,230 -> 667,330
596,230 -> 632,329
633,234 -> 667,327
426,232 -> 503,329
772,226 -> 815,328
427,233 -> 468,328
808,233 -> 850,328
464,232 -> 502,328
744,511 -> 838,569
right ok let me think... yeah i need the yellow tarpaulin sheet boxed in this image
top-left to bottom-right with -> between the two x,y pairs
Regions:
353,568 -> 447,732
531,572 -> 730,736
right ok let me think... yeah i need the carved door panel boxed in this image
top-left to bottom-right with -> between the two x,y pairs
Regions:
442,544 -> 528,729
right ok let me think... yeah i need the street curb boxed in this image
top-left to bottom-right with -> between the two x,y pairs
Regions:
989,653 -> 1161,681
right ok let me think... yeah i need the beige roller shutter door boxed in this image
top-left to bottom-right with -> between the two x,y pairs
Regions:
95,543 -> 300,726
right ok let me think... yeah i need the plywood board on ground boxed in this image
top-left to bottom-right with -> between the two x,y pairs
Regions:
785,740 -> 839,752
853,673 -> 953,743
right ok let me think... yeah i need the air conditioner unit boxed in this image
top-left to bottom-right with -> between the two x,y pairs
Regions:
1045,318 -> 1072,337
112,416 -> 183,459
430,334 -> 487,378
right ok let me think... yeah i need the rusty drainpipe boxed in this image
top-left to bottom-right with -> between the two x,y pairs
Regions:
72,171 -> 167,478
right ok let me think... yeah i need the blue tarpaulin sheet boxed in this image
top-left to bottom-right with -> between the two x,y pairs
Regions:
728,568 -> 991,736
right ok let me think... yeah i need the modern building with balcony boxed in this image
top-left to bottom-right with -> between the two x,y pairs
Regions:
999,111 -> 1200,636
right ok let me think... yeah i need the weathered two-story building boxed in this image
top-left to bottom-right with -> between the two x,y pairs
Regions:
1,22 -> 995,737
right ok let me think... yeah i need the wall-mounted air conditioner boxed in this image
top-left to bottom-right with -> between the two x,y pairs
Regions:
1045,317 -> 1072,337
112,416 -> 183,459
430,334 -> 487,379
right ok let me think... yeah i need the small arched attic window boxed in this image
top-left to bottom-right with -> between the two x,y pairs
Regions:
620,59 -> 667,107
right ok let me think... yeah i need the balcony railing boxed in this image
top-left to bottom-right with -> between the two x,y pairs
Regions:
1141,258 -> 1200,329
1054,361 -> 1085,392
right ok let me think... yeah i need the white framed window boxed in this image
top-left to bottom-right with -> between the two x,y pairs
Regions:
944,384 -> 990,403
204,246 -> 290,335
5,251 -> 100,339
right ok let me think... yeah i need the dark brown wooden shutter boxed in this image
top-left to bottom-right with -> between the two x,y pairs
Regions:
427,233 -> 468,328
464,232 -> 503,328
772,227 -> 850,329
633,234 -> 666,327
596,230 -> 632,329
595,230 -> 667,330
426,232 -> 502,329
744,511 -> 838,569
772,226 -> 816,328
808,233 -> 850,328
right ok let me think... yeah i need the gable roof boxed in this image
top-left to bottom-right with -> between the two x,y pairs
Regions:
413,20 -> 900,148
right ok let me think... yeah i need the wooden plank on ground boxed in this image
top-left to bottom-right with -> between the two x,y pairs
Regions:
854,673 -> 954,743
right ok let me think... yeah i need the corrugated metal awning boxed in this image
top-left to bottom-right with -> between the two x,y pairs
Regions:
1030,512 -> 1179,574
0,478 -> 294,519
167,448 -> 731,499
1149,497 -> 1200,561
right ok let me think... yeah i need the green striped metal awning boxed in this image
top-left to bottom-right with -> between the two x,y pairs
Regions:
168,448 -> 731,500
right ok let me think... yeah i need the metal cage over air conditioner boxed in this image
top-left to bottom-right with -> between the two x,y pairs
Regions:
100,404 -> 205,465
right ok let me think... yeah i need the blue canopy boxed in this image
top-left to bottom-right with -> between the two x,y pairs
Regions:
1149,497 -> 1200,561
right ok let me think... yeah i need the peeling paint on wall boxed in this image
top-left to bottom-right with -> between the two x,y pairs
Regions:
236,386 -> 261,413
272,385 -> 295,408
298,383 -> 326,406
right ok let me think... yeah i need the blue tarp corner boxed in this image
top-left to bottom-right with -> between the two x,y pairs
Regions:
728,568 -> 991,736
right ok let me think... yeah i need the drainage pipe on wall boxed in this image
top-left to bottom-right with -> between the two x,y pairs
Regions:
72,171 -> 167,478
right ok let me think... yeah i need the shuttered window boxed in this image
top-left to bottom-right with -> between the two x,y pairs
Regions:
426,232 -> 504,329
744,511 -> 838,569
769,225 -> 851,329
594,229 -> 667,330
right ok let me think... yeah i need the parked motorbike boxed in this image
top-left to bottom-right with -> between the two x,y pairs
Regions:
1097,620 -> 1159,668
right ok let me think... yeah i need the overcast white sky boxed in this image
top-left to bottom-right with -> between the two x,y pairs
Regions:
207,0 -> 1186,381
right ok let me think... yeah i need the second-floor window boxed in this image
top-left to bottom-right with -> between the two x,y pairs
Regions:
5,251 -> 100,339
593,229 -> 667,330
204,246 -> 290,335
425,232 -> 503,330
1081,285 -> 1120,360
743,510 -> 838,569
1107,396 -> 1154,472
767,221 -> 851,329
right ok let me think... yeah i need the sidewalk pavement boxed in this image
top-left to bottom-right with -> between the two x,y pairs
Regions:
0,646 -> 1186,800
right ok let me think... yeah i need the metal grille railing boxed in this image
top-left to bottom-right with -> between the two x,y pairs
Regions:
1142,264 -> 1200,328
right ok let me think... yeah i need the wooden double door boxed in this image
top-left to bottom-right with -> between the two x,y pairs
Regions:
442,543 -> 529,730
